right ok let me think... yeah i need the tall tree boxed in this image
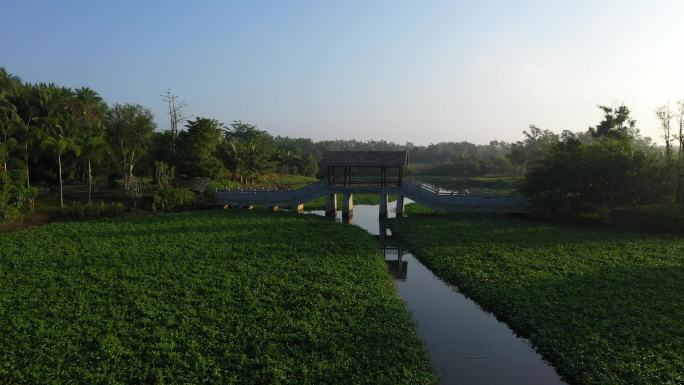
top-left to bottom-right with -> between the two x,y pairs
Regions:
79,135 -> 108,203
41,135 -> 80,209
218,121 -> 274,183
0,68 -> 21,171
12,84 -> 42,187
162,89 -> 188,154
176,117 -> 223,178
106,104 -> 156,191
676,100 -> 684,201
589,105 -> 636,141
71,87 -> 108,202
35,84 -> 78,208
655,104 -> 674,163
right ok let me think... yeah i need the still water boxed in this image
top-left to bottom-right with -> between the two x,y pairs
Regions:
306,203 -> 566,385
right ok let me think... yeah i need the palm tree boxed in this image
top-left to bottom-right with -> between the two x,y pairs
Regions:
36,85 -> 79,209
41,135 -> 80,209
0,138 -> 17,172
12,84 -> 41,187
79,135 -> 108,203
0,68 -> 21,171
71,87 -> 107,203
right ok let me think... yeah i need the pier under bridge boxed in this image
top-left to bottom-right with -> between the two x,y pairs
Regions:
215,151 -> 529,217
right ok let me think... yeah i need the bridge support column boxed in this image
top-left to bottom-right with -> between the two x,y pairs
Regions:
379,193 -> 388,218
325,193 -> 337,217
342,192 -> 353,219
396,195 -> 405,216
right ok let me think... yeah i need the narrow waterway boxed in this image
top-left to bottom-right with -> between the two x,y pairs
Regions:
306,202 -> 566,385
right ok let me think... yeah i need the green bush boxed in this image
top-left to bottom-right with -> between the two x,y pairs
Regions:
0,205 -> 22,223
0,171 -> 38,223
62,201 -> 126,219
212,178 -> 241,190
152,187 -> 196,212
609,203 -> 684,230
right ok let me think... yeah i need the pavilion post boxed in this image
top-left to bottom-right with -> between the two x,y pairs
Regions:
342,192 -> 354,219
325,193 -> 337,217
396,195 -> 405,216
379,193 -> 388,218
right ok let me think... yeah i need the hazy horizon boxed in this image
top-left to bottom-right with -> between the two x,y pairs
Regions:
3,0 -> 683,145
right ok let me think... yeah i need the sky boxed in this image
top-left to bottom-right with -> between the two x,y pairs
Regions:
2,0 -> 683,145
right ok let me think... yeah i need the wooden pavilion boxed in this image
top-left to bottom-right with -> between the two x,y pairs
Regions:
321,151 -> 409,188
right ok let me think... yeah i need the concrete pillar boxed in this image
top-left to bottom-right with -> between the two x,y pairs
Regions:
396,195 -> 405,216
342,192 -> 354,219
379,193 -> 388,218
294,203 -> 304,213
325,193 -> 337,217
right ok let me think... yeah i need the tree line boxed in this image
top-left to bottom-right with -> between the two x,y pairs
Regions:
515,104 -> 684,221
0,67 -> 527,211
3,66 -> 681,223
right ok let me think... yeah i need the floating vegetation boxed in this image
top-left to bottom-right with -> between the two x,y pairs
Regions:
0,210 -> 435,384
390,213 -> 684,385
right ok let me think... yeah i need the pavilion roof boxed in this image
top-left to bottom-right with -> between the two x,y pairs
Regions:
321,151 -> 408,167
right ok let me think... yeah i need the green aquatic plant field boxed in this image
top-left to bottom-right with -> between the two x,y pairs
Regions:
390,213 -> 684,385
0,210 -> 435,385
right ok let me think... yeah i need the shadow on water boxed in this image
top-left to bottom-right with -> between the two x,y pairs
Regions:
305,203 -> 566,385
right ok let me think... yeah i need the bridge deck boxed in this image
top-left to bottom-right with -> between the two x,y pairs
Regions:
215,179 -> 529,214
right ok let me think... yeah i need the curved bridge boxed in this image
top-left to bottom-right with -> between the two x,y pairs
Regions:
215,179 -> 529,215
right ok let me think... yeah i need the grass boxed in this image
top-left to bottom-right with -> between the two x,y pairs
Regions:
0,210 -> 436,385
389,212 -> 684,385
257,173 -> 318,189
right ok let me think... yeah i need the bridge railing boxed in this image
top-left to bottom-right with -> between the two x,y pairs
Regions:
401,179 -> 529,211
214,180 -> 329,205
402,178 -> 523,197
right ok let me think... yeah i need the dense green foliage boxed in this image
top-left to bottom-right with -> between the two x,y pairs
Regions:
175,118 -> 224,178
520,106 -> 681,221
0,171 -> 36,223
390,213 -> 684,385
152,187 -> 196,212
0,210 -> 436,384
62,201 -> 125,219
524,138 -> 670,212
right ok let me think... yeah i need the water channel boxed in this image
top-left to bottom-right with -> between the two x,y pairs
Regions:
306,202 -> 566,385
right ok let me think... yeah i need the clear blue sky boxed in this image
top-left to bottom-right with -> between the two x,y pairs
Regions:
3,0 -> 683,144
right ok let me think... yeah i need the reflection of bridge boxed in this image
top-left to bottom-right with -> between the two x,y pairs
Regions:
215,151 -> 529,217
383,244 -> 408,280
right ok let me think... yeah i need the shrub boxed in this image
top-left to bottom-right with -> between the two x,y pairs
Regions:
62,201 -> 126,219
152,187 -> 196,212
190,177 -> 211,200
212,178 -> 241,190
0,205 -> 22,224
0,171 -> 38,223
609,203 -> 684,231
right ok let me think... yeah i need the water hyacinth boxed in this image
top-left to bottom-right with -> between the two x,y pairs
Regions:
0,209 -> 435,385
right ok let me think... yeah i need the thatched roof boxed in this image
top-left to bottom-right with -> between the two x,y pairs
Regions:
321,151 -> 408,167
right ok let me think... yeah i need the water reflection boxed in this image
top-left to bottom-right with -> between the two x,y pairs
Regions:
382,244 -> 408,280
305,202 -> 566,385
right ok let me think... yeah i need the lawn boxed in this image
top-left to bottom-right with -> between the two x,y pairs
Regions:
0,210 -> 435,385
390,211 -> 683,385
